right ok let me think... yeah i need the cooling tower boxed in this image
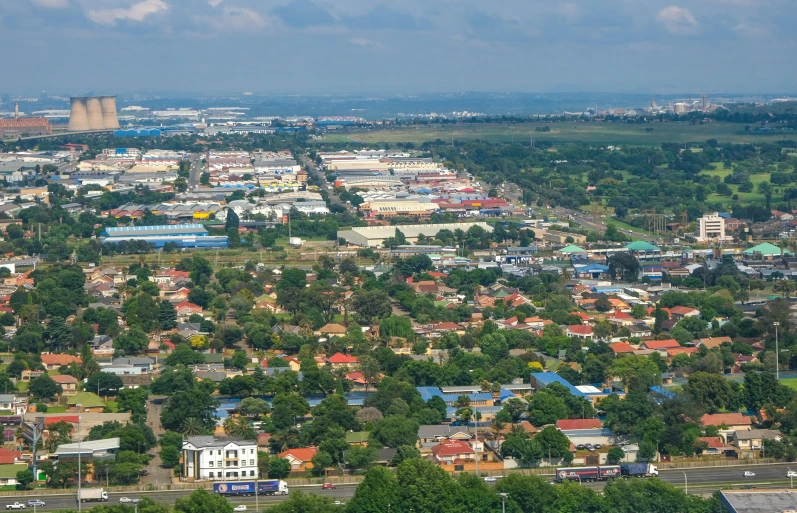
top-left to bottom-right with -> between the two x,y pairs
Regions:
68,97 -> 91,132
86,97 -> 105,130
100,96 -> 120,129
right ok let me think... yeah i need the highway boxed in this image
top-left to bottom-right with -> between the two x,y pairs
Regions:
5,463 -> 797,510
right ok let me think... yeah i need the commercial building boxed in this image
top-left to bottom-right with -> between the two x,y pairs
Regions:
720,489 -> 797,513
182,436 -> 259,481
0,117 -> 52,138
54,437 -> 120,463
697,212 -> 733,242
100,224 -> 229,249
337,222 -> 493,248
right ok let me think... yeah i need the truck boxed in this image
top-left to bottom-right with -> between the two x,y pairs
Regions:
212,481 -> 289,497
78,489 -> 109,503
556,465 -> 621,482
620,463 -> 659,478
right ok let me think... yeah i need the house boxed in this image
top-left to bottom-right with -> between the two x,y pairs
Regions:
701,413 -> 752,432
316,323 -> 347,337
0,395 -> 27,415
326,353 -> 359,369
111,357 -> 154,373
418,425 -> 472,445
272,324 -> 301,336
0,449 -> 21,465
279,447 -> 317,471
0,464 -> 30,485
609,342 -> 635,354
257,433 -> 271,449
20,370 -> 45,382
66,392 -> 106,413
51,375 -> 78,396
430,439 -> 475,464
175,301 -> 203,320
182,436 -> 259,481
641,339 -> 681,353
695,336 -> 733,350
696,436 -> 726,456
666,347 -> 699,358
556,419 -> 603,431
732,429 -> 782,451
566,325 -> 593,340
41,353 -> 81,371
669,306 -> 700,319
607,310 -> 636,326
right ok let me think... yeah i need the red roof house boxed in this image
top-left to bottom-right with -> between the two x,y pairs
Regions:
431,439 -> 475,464
41,354 -> 82,370
641,339 -> 680,350
609,342 -> 635,354
556,419 -> 603,430
566,325 -> 594,339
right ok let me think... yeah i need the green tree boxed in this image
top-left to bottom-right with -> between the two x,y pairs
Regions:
15,469 -> 33,490
30,374 -> 61,401
347,466 -> 399,513
174,489 -> 234,513
268,457 -> 290,478
159,300 -> 178,330
345,444 -> 378,471
160,445 -> 181,468
370,416 -> 420,448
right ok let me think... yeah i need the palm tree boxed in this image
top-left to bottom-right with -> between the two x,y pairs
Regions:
270,430 -> 298,452
181,417 -> 205,436
224,417 -> 253,439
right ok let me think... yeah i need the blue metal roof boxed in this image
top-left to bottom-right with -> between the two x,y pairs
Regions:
105,223 -> 206,234
529,372 -> 586,398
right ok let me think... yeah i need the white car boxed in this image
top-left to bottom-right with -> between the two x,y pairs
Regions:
744,471 -> 755,478
26,502 -> 44,508
118,498 -> 140,504
5,504 -> 25,510
483,477 -> 497,483
788,471 -> 797,478
234,506 -> 247,512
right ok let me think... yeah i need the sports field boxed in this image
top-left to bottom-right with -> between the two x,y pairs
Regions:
319,122 -> 797,147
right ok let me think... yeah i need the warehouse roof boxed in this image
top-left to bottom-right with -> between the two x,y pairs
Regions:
103,224 -> 208,237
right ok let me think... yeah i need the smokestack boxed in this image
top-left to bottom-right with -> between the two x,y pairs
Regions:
14,103 -> 18,119
100,96 -> 120,129
86,97 -> 104,130
68,97 -> 91,132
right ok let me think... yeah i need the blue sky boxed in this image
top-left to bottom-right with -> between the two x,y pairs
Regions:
2,0 -> 796,95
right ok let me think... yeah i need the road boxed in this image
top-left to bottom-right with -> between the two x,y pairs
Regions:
297,154 -> 344,208
141,398 -> 170,486
188,153 -> 204,190
6,463 -> 797,510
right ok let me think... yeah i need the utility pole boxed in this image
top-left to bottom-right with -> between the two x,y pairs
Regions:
78,415 -> 82,512
774,322 -> 780,380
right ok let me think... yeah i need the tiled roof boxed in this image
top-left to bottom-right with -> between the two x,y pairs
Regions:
41,354 -> 81,366
279,447 -> 317,462
567,325 -> 593,335
642,339 -> 680,350
609,342 -> 635,354
556,418 -> 602,430
431,439 -> 474,457
701,413 -> 752,427
327,353 -> 358,364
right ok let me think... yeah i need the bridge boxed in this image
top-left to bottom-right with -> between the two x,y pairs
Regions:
2,129 -> 114,143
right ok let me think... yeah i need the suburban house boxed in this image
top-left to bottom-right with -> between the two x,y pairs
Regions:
609,342 -> 635,354
556,419 -> 603,431
0,395 -> 27,415
701,413 -> 752,443
326,353 -> 359,370
669,306 -> 700,319
695,337 -> 733,350
51,375 -> 78,396
566,325 -> 593,340
111,357 -> 155,373
641,339 -> 681,355
418,425 -> 472,446
279,447 -> 317,472
697,436 -> 726,456
175,302 -> 203,320
182,436 -> 259,481
67,392 -> 106,413
41,354 -> 81,371
430,439 -> 475,464
732,429 -> 782,451
315,323 -> 347,337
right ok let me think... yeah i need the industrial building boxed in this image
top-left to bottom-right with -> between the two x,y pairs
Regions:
68,96 -> 119,132
337,222 -> 493,248
0,117 -> 52,138
100,224 -> 228,249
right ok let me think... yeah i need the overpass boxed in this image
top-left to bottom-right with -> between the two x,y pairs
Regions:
2,129 -> 114,143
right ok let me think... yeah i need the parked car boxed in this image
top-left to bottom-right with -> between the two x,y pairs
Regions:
483,477 -> 497,483
322,483 -> 336,490
234,506 -> 247,512
744,471 -> 756,478
140,469 -> 149,476
26,502 -> 44,508
594,444 -> 603,450
576,444 -> 585,450
5,503 -> 25,510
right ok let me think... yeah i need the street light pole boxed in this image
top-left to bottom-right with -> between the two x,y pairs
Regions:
774,322 -> 780,380
499,493 -> 509,513
790,467 -> 794,489
78,415 -> 82,512
681,471 -> 687,495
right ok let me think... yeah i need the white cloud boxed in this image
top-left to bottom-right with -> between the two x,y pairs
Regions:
733,22 -> 769,38
220,6 -> 266,29
349,37 -> 384,50
208,0 -> 223,6
31,0 -> 70,8
656,5 -> 699,34
87,0 -> 168,25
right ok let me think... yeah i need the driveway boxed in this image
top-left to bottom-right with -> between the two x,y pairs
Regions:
141,397 -> 173,486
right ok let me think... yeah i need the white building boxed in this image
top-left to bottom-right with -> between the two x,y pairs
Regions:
182,436 -> 258,481
697,212 -> 733,242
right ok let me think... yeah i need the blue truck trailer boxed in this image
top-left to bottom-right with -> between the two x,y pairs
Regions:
213,481 -> 289,496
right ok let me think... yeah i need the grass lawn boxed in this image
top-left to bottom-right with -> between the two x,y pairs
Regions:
318,122 -> 797,147
16,382 -> 28,392
46,405 -> 66,413
104,400 -> 118,412
780,378 -> 797,390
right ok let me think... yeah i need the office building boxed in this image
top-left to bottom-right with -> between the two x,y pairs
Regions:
697,212 -> 732,242
182,436 -> 258,481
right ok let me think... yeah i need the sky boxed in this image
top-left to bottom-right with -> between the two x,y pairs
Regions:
1,0 -> 796,95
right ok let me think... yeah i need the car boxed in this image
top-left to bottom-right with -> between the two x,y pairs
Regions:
234,506 -> 247,512
119,498 -> 139,504
744,471 -> 756,478
322,483 -> 336,490
788,471 -> 797,478
594,444 -> 603,450
140,469 -> 149,476
26,502 -> 44,508
5,504 -> 25,510
576,444 -> 585,450
483,477 -> 497,483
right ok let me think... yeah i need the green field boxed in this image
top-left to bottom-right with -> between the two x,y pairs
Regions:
703,162 -> 773,208
780,378 -> 797,391
320,122 -> 797,147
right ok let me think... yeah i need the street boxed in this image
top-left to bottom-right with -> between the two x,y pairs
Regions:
5,463 -> 797,510
141,398 -> 171,486
188,153 -> 203,190
297,154 -> 344,208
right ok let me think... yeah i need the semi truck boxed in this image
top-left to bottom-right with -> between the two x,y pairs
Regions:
556,465 -> 621,482
78,489 -> 109,503
212,481 -> 289,497
620,463 -> 659,478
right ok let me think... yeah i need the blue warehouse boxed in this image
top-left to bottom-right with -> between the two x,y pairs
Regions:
100,224 -> 228,249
